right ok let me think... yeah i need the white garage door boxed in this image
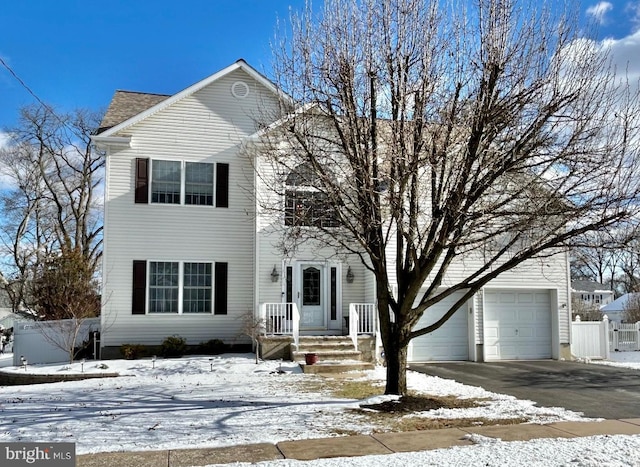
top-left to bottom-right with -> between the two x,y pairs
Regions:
409,290 -> 469,362
483,289 -> 552,360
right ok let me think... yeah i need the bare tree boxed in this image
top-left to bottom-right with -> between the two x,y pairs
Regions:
570,231 -> 624,288
570,296 -> 603,322
31,246 -> 101,363
239,311 -> 266,364
251,0 -> 640,395
623,293 -> 640,324
0,104 -> 103,314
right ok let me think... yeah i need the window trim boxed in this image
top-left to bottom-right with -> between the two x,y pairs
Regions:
144,159 -> 227,207
284,163 -> 339,228
145,260 -> 215,315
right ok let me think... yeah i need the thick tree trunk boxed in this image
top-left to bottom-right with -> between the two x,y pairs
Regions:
384,339 -> 408,395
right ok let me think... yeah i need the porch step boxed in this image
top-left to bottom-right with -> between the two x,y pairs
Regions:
301,361 -> 375,374
292,350 -> 362,362
293,336 -> 361,364
294,342 -> 357,353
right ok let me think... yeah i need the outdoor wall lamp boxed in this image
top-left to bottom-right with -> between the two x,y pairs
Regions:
271,265 -> 280,283
346,266 -> 354,283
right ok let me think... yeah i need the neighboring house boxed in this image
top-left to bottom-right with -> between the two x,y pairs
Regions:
0,288 -> 20,331
92,59 -> 573,362
600,293 -> 640,324
571,280 -> 614,309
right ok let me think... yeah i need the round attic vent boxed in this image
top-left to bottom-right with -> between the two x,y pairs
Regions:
231,81 -> 250,99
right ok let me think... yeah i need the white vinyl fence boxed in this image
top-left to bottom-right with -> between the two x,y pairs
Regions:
571,315 -> 610,360
610,322 -> 640,352
12,318 -> 100,366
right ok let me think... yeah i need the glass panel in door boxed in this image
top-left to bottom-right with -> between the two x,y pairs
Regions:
300,265 -> 325,328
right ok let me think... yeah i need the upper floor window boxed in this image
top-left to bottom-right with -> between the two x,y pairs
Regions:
185,162 -> 214,205
135,158 -> 228,207
152,161 -> 181,204
284,163 -> 339,228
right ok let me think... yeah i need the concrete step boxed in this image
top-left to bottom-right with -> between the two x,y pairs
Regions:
292,350 -> 362,363
295,342 -> 356,353
300,361 -> 376,374
297,336 -> 354,345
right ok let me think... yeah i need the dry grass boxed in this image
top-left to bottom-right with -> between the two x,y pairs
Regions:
296,374 -> 528,434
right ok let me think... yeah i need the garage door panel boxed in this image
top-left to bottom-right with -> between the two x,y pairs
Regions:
518,292 -> 534,303
518,310 -> 535,323
409,291 -> 469,362
536,293 -> 550,304
500,292 -> 517,303
484,289 -> 552,360
518,327 -> 535,338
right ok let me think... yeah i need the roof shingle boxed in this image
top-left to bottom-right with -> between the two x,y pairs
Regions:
98,90 -> 169,134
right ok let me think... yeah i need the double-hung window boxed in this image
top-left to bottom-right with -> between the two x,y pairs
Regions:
133,261 -> 223,315
284,163 -> 339,227
149,261 -> 180,313
183,262 -> 212,313
185,162 -> 214,206
135,158 -> 228,207
151,161 -> 181,204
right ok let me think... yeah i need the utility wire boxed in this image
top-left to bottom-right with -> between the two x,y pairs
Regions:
0,56 -> 86,140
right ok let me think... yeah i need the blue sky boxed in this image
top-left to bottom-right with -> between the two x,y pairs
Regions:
0,0 -> 638,130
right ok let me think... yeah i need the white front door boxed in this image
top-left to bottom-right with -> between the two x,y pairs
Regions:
299,263 -> 326,329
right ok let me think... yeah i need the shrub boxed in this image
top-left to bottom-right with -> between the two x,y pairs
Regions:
197,339 -> 226,355
121,344 -> 145,360
161,335 -> 187,357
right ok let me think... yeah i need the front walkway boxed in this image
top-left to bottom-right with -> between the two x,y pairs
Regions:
77,419 -> 640,466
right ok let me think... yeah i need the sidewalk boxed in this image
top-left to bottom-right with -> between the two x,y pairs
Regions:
77,419 -> 640,467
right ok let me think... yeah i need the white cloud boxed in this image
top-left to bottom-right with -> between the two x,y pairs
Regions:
0,131 -> 9,150
587,1 -> 614,24
626,1 -> 640,32
602,29 -> 640,83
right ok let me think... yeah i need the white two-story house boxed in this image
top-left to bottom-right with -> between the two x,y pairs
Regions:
93,60 -> 572,362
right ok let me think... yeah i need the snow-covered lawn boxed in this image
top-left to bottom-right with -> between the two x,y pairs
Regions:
590,349 -> 640,370
1,352 -> 640,466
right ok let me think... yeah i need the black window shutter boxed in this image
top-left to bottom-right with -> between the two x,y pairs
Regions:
135,158 -> 149,204
132,260 -> 147,314
286,266 -> 293,320
330,267 -> 337,320
216,163 -> 229,208
214,262 -> 228,315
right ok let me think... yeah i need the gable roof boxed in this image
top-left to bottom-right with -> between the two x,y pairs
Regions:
600,293 -> 640,312
96,59 -> 282,137
98,91 -> 170,133
571,280 -> 612,293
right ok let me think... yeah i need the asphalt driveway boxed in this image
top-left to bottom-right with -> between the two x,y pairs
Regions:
409,360 -> 640,419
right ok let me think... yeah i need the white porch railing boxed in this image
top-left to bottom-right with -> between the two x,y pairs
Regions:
610,321 -> 640,352
349,303 -> 376,351
260,301 -> 378,356
259,303 -> 300,349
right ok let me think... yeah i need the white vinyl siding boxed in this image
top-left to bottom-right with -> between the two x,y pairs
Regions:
101,68 -> 278,346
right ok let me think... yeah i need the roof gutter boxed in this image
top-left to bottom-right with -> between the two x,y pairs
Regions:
91,135 -> 132,149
